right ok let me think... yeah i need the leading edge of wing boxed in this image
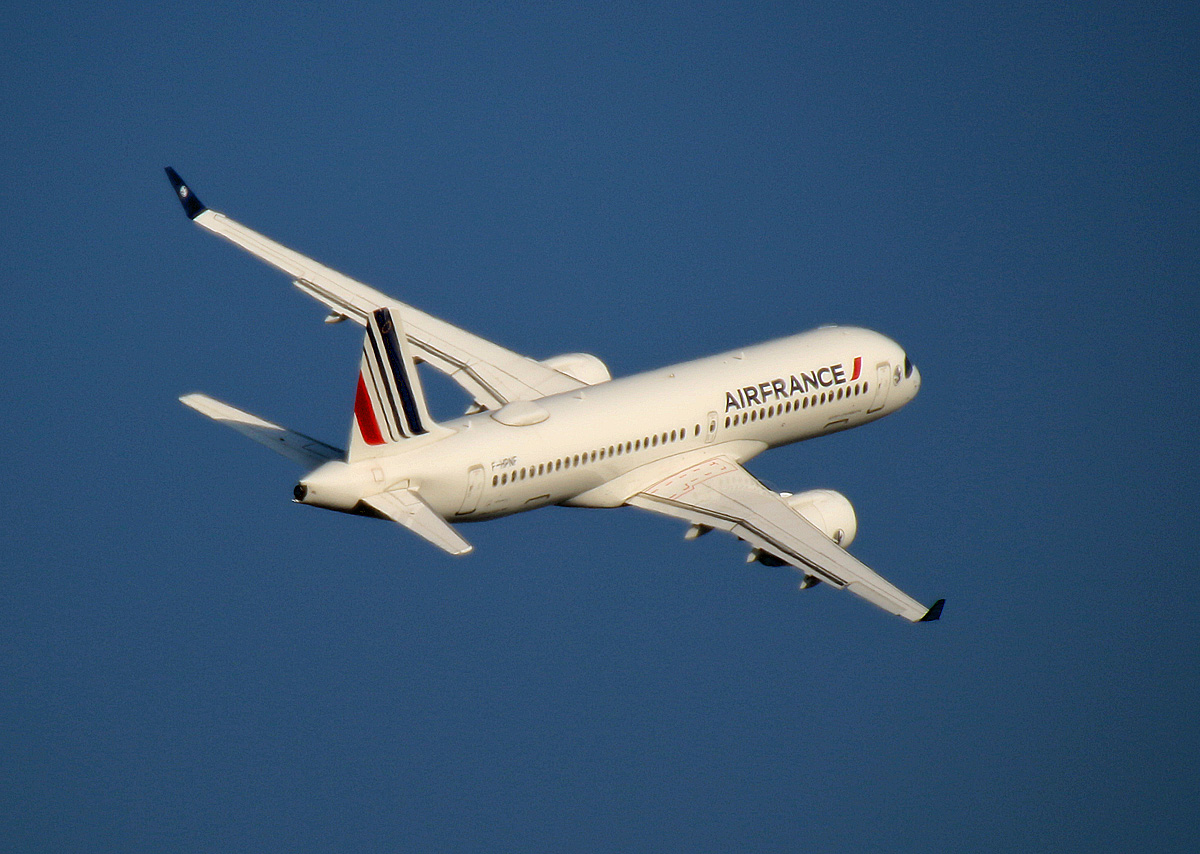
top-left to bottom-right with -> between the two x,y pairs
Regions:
628,456 -> 943,623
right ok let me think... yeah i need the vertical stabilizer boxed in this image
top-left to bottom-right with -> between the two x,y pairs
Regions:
349,308 -> 444,460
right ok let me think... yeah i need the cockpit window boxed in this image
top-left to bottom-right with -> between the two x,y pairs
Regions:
904,356 -> 914,378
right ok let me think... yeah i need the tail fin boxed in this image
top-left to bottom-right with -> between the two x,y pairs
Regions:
349,308 -> 444,460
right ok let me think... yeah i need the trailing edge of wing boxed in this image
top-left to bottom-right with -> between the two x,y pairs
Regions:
164,169 -> 590,409
628,456 -> 942,623
181,393 -> 343,467
360,489 -> 473,556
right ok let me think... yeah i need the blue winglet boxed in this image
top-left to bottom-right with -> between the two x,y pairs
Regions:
164,167 -> 206,219
919,599 -> 946,622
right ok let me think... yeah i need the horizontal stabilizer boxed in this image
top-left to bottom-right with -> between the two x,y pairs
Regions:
361,489 -> 473,556
181,393 -> 343,467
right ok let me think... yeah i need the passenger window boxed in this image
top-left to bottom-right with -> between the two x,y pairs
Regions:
492,475 -> 498,486
750,411 -> 757,422
501,473 -> 508,484
768,405 -> 774,417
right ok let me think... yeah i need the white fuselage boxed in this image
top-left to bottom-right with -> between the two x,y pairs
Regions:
299,325 -> 920,521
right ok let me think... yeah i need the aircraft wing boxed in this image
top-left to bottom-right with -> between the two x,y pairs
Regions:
360,488 -> 473,556
626,456 -> 943,623
180,393 -> 344,467
166,168 -> 588,409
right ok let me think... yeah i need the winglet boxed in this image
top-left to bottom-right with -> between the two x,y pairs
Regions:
164,167 -> 206,219
918,598 -> 946,622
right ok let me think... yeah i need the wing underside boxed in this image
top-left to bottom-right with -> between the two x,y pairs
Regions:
165,168 -> 587,409
628,457 -> 943,622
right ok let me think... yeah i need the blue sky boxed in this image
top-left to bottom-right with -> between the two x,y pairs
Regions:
4,2 -> 1198,851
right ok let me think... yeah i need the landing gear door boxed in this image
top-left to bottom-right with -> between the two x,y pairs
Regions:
867,363 -> 891,413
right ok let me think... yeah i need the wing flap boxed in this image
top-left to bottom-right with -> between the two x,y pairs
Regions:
360,489 -> 473,556
628,457 -> 941,622
180,393 -> 343,467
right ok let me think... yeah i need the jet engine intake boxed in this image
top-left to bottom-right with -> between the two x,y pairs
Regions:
540,353 -> 612,385
781,489 -> 857,547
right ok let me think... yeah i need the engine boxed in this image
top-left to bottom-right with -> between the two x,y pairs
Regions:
540,352 -> 612,385
781,489 -> 857,547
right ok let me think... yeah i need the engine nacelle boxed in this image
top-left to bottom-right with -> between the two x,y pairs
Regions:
540,352 -> 612,385
781,489 -> 857,548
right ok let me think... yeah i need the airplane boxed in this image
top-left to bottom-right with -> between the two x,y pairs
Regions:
166,167 -> 944,623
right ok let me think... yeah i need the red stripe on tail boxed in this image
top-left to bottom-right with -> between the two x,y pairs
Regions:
354,373 -> 385,445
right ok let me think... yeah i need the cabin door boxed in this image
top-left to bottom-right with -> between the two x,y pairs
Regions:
705,411 -> 719,443
457,465 -> 486,516
867,362 -> 891,413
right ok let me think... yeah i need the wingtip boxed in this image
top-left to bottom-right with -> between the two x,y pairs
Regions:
164,167 -> 206,219
918,598 -> 946,622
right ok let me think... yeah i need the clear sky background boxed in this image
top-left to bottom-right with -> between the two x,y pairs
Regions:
4,2 -> 1198,851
